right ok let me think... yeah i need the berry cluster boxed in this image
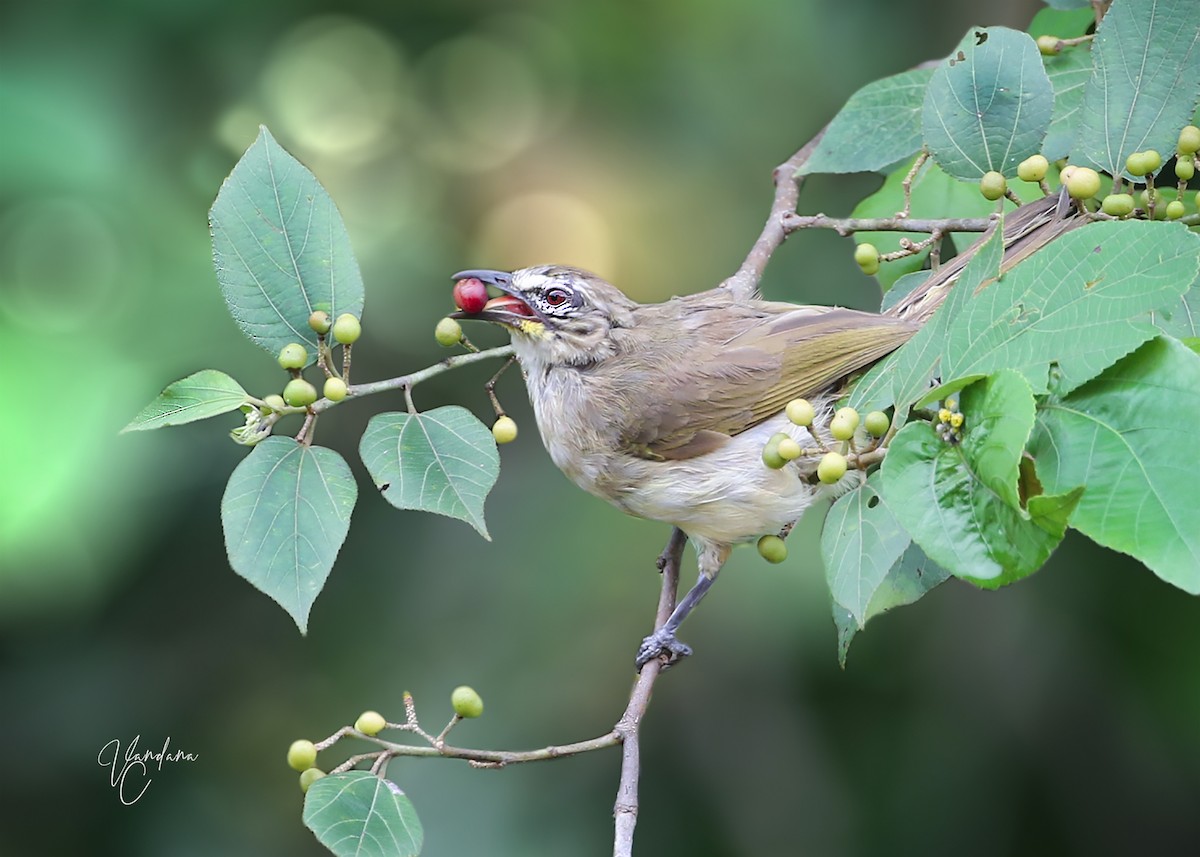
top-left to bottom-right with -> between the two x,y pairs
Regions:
935,398 -> 964,444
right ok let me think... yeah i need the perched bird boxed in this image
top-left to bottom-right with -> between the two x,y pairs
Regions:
452,193 -> 1077,668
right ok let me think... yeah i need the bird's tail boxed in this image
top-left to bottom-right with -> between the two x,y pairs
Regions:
886,188 -> 1083,326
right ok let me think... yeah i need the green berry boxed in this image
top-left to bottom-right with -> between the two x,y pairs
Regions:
1017,155 -> 1049,183
1126,152 -> 1149,177
278,342 -> 308,370
829,414 -> 856,442
835,406 -> 860,432
263,394 -> 288,412
1065,166 -> 1101,200
1036,34 -> 1061,56
1142,150 -> 1163,173
308,310 -> 331,334
324,377 -> 348,402
817,451 -> 848,484
854,243 -> 880,275
332,313 -> 362,345
757,535 -> 788,564
776,436 -> 802,461
864,410 -> 890,437
1166,200 -> 1186,220
451,685 -> 484,718
979,170 -> 1007,201
1179,125 -> 1200,156
761,432 -> 788,469
1101,193 -> 1135,216
492,415 -> 518,444
287,739 -> 317,772
355,710 -> 386,736
283,378 -> 318,408
1176,157 -> 1195,181
299,767 -> 326,794
786,398 -> 815,427
435,317 -> 463,347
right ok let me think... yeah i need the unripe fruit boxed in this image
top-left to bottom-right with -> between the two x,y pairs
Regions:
299,767 -> 326,794
435,317 -> 463,347
355,710 -> 386,736
1036,34 -> 1060,56
1126,152 -> 1149,177
1017,154 -> 1049,183
979,171 -> 1007,201
263,394 -> 287,412
1101,193 -> 1135,216
829,414 -> 856,441
761,432 -> 789,469
308,310 -> 331,334
834,406 -> 860,431
451,685 -> 484,718
324,377 -> 348,402
332,313 -> 361,345
1142,150 -> 1163,173
776,437 -> 802,461
1059,164 -> 1077,184
1065,166 -> 1101,199
854,243 -> 880,275
1179,125 -> 1200,156
864,410 -> 890,437
492,415 -> 518,444
287,739 -> 317,771
817,451 -> 848,484
283,378 -> 318,408
453,278 -> 489,314
278,342 -> 308,370
1176,157 -> 1195,181
1166,200 -> 1186,220
757,534 -> 788,564
786,398 -> 815,427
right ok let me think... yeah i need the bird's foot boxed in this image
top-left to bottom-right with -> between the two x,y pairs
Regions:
635,628 -> 693,671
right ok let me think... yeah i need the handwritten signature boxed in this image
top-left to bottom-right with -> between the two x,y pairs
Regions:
97,735 -> 198,805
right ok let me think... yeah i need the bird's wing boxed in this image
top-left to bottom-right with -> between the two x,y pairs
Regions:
615,306 -> 917,460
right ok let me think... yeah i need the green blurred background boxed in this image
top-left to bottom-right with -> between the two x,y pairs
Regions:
3,0 -> 1199,854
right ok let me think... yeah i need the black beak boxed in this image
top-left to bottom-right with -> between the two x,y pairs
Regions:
449,269 -> 545,324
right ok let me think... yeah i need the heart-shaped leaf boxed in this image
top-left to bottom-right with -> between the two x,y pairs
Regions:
303,772 -> 423,857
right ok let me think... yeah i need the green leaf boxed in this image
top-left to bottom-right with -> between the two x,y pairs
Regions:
833,544 -> 950,667
210,126 -> 365,362
359,406 -> 499,538
1040,37 -> 1094,162
303,772 -> 423,857
943,220 -> 1200,396
221,437 -> 357,633
1043,0 -> 1091,9
1152,282 -> 1200,338
122,369 -> 249,432
1029,337 -> 1200,593
799,69 -> 933,176
882,372 -> 1081,587
921,27 -> 1054,180
1027,8 -> 1095,38
1071,0 -> 1200,179
821,472 -> 912,627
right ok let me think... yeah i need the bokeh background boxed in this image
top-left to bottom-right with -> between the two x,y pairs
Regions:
3,0 -> 1199,854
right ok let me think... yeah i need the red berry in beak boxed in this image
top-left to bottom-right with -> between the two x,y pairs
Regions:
453,277 -> 489,314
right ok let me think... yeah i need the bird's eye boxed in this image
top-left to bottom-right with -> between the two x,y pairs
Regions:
544,287 -> 570,307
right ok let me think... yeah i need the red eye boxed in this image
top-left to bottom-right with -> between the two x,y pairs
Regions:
544,288 -> 570,307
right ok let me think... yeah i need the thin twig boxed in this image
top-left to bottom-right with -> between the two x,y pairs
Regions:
783,213 -> 991,235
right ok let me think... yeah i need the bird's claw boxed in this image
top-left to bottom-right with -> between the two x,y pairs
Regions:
636,629 -> 693,670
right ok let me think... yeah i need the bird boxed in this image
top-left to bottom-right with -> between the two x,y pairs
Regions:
451,192 -> 1078,669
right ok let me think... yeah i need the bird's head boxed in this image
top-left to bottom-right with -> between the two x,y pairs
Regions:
451,265 -> 637,367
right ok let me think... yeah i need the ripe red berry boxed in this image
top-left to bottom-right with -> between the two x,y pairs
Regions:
453,278 -> 489,314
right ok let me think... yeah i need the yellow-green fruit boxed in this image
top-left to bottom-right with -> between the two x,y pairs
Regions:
1059,164 -> 1077,184
854,242 -> 881,275
451,685 -> 484,718
278,342 -> 308,370
829,414 -> 856,441
1179,125 -> 1200,155
1036,34 -> 1060,56
287,739 -> 317,772
761,433 -> 788,469
332,313 -> 362,345
1142,150 -> 1163,173
979,171 -> 1007,201
1065,166 -> 1101,199
1017,154 -> 1049,183
1166,200 -> 1186,220
283,378 -> 318,408
757,535 -> 788,564
299,768 -> 326,794
864,410 -> 890,437
324,377 -> 348,402
776,437 -> 802,461
263,394 -> 287,412
834,406 -> 860,431
786,398 -> 815,427
492,416 -> 518,444
355,710 -> 386,736
1126,152 -> 1149,177
435,317 -> 463,347
1176,157 -> 1195,181
1101,193 -> 1135,216
817,451 -> 848,484
308,310 -> 331,334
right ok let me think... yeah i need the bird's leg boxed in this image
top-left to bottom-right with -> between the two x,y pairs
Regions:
636,540 -> 728,670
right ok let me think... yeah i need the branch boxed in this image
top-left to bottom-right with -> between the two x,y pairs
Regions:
783,212 -> 992,235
